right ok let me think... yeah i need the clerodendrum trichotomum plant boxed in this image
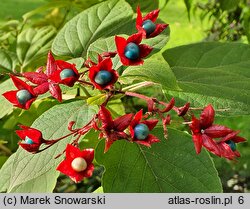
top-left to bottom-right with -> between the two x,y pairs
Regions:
0,0 -> 248,192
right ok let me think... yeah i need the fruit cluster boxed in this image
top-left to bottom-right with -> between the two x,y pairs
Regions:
2,7 -> 246,183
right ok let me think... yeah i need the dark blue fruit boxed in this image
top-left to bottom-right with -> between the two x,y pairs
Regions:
60,68 -> 76,80
94,70 -> 112,85
226,140 -> 236,151
16,89 -> 32,105
134,123 -> 149,140
124,43 -> 140,60
142,19 -> 156,35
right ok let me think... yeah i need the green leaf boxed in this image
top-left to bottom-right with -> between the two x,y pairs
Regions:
16,26 -> 56,70
106,99 -> 126,117
142,26 -> 170,53
120,59 -> 179,90
162,42 -> 250,115
0,156 -> 8,168
67,57 -> 85,69
93,186 -> 104,193
0,79 -> 14,119
8,169 -> 58,193
87,36 -> 122,70
0,100 -> 97,192
79,129 -> 100,150
87,94 -> 106,105
22,1 -> 73,20
15,98 -> 59,126
126,0 -> 159,12
0,154 -> 15,192
184,0 -> 192,20
159,0 -> 170,9
243,12 -> 250,43
23,0 -> 103,21
96,128 -> 222,192
0,50 -> 18,74
52,0 -> 133,58
218,0 -> 239,11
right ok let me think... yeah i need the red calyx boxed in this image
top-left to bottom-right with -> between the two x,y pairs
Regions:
189,105 -> 233,155
98,105 -> 134,152
216,131 -> 246,160
2,74 -> 37,110
136,6 -> 168,39
115,33 -> 153,66
56,144 -> 95,183
16,125 -> 44,153
189,104 -> 246,160
23,51 -> 80,102
88,58 -> 119,90
49,60 -> 80,87
129,109 -> 160,147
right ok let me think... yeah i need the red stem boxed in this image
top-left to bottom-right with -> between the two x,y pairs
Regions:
124,91 -> 181,114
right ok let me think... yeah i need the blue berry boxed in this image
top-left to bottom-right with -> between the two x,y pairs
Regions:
16,89 -> 32,105
25,136 -> 34,145
142,19 -> 156,35
226,140 -> 236,151
60,68 -> 76,80
134,123 -> 149,140
94,70 -> 112,85
124,43 -> 140,60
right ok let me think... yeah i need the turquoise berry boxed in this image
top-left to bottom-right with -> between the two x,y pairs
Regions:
226,140 -> 236,151
60,68 -> 76,80
134,123 -> 149,140
16,89 -> 32,105
124,43 -> 140,60
94,70 -> 112,85
25,136 -> 34,145
142,19 -> 156,35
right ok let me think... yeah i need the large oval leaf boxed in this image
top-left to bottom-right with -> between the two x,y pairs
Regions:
120,59 -> 179,90
96,128 -> 222,192
87,36 -> 122,69
0,154 -> 15,192
16,26 -> 56,70
0,100 -> 97,192
52,0 -> 133,58
0,50 -> 18,73
163,42 -> 250,115
141,26 -> 170,53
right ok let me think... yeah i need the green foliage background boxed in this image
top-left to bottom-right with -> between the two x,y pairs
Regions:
0,0 -> 249,193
